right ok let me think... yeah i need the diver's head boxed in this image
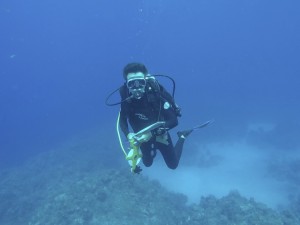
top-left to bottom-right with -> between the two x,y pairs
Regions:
123,63 -> 148,99
123,63 -> 148,80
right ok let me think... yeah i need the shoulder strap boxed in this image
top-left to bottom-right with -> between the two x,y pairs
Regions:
146,75 -> 160,93
146,75 -> 182,117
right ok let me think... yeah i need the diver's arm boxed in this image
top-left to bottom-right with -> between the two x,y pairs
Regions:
119,107 -> 130,137
163,104 -> 178,130
159,84 -> 176,106
119,85 -> 130,137
158,86 -> 178,130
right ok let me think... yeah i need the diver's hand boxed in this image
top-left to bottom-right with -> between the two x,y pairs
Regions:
153,127 -> 168,136
127,133 -> 135,141
136,132 -> 152,143
133,166 -> 142,174
127,132 -> 152,143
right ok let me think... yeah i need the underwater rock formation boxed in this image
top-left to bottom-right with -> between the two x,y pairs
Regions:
0,142 -> 299,225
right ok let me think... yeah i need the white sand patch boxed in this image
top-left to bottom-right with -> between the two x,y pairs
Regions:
143,141 -> 294,208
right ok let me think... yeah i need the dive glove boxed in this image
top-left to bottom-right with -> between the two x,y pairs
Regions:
127,132 -> 152,143
127,133 -> 135,141
133,165 -> 142,174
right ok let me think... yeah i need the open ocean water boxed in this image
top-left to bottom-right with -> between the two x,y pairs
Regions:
1,0 -> 300,224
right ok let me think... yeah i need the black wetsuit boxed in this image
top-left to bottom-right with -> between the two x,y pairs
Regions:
119,82 -> 185,169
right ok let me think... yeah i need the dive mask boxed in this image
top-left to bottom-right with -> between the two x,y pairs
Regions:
126,73 -> 146,99
126,78 -> 146,89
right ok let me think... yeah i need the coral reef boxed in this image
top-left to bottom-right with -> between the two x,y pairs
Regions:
0,140 -> 299,225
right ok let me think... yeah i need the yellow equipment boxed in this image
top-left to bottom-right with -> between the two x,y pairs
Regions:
116,112 -> 165,173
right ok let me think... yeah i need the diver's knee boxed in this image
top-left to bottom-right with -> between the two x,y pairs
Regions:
167,162 -> 178,170
142,159 -> 153,167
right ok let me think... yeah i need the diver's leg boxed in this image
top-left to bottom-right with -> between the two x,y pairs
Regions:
173,129 -> 194,162
159,129 -> 194,168
157,134 -> 179,169
173,137 -> 185,162
177,129 -> 193,139
140,141 -> 154,167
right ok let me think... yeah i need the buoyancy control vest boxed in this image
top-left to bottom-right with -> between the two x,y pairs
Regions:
119,75 -> 182,117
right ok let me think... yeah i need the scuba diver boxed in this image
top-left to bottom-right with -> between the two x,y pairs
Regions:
106,62 -> 211,174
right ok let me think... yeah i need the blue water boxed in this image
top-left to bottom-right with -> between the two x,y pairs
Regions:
1,0 -> 300,208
